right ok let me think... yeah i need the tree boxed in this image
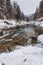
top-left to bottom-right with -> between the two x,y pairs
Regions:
26,16 -> 29,22
0,0 -> 3,6
21,12 -> 25,21
0,0 -> 12,19
39,0 -> 43,17
34,0 -> 43,19
5,0 -> 12,19
15,5 -> 21,22
0,0 -> 4,19
0,0 -> 25,20
34,8 -> 39,20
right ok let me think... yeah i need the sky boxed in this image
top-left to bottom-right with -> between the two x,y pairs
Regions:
11,0 -> 41,15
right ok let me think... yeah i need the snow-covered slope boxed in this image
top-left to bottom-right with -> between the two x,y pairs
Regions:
0,45 -> 43,65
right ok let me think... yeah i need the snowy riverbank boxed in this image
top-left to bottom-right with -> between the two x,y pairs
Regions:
0,18 -> 43,65
0,19 -> 43,30
0,45 -> 43,65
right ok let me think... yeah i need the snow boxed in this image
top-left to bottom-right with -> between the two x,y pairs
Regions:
0,19 -> 30,30
36,34 -> 43,48
40,21 -> 43,27
38,34 -> 43,43
0,18 -> 43,65
0,18 -> 43,30
0,19 -> 16,29
34,21 -> 43,27
34,17 -> 43,27
0,34 -> 9,39
0,45 -> 43,65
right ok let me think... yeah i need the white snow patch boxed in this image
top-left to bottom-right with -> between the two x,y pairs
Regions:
38,34 -> 43,43
0,19 -> 30,29
0,45 -> 43,65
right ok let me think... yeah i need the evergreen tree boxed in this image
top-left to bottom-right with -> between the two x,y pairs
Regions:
16,6 -> 21,21
26,16 -> 29,22
0,0 -> 25,20
39,0 -> 43,17
0,0 -> 4,19
21,12 -> 25,21
0,0 -> 12,19
5,0 -> 12,19
14,2 -> 21,22
34,8 -> 38,20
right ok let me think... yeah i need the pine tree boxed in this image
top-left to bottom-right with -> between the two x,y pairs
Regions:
0,0 -> 3,6
0,0 -> 12,19
0,0 -> 25,20
14,1 -> 21,21
26,16 -> 29,22
34,8 -> 39,20
21,12 -> 25,21
38,0 -> 43,18
14,2 -> 21,22
5,0 -> 12,19
0,0 -> 5,19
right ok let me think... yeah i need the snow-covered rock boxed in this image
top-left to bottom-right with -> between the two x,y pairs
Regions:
36,35 -> 43,48
38,34 -> 43,43
0,19 -> 30,30
35,17 -> 43,27
36,17 -> 43,22
0,19 -> 17,29
40,21 -> 43,27
0,18 -> 43,30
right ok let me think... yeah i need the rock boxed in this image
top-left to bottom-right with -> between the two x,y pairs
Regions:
37,34 -> 43,43
31,36 -> 37,44
0,39 -> 14,52
23,58 -> 27,63
35,26 -> 43,34
2,63 -> 4,65
12,32 -> 28,45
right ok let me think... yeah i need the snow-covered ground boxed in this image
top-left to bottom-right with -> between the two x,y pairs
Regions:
0,45 -> 43,65
34,21 -> 43,27
0,19 -> 16,29
0,18 -> 43,65
0,18 -> 43,30
0,33 -> 43,65
34,17 -> 43,27
0,19 -> 30,29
